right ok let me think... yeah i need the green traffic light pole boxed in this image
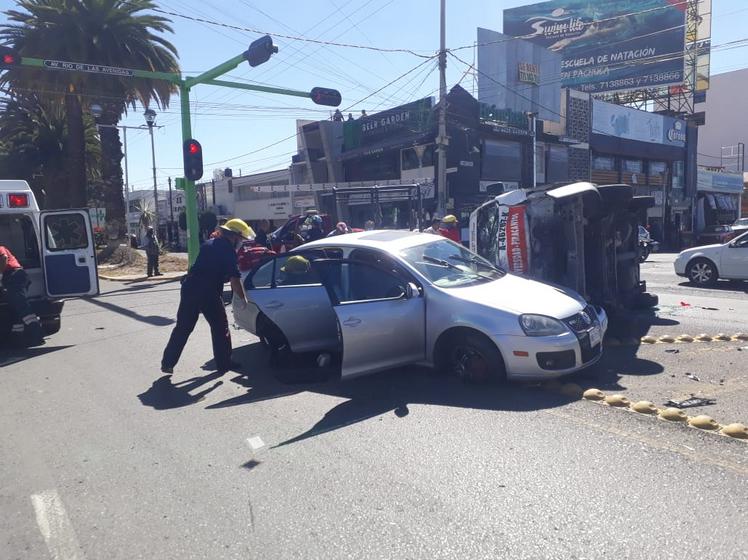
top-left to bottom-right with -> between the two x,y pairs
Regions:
15,37 -> 338,265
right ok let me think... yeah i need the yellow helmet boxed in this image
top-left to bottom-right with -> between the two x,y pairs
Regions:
281,255 -> 311,274
443,214 -> 458,224
220,218 -> 254,239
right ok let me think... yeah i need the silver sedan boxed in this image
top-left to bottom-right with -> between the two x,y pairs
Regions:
233,231 -> 607,382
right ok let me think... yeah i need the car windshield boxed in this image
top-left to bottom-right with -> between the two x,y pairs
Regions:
734,218 -> 748,227
400,239 -> 504,288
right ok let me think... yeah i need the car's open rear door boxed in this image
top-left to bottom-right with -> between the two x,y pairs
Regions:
39,209 -> 99,297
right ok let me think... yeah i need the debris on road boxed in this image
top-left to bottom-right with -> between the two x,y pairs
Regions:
665,348 -> 680,354
737,346 -> 748,352
685,373 -> 700,382
680,301 -> 691,307
664,397 -> 716,409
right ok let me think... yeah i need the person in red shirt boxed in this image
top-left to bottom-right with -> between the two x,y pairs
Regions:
439,214 -> 461,243
0,245 -> 44,346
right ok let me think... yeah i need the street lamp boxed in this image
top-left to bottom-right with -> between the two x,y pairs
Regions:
144,108 -> 159,236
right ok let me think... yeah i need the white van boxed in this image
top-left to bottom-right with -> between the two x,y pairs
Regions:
0,180 -> 99,338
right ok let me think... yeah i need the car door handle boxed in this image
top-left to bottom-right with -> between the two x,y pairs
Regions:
265,301 -> 284,309
343,317 -> 361,327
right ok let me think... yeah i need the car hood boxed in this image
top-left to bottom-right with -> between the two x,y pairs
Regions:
447,274 -> 586,318
679,243 -> 723,258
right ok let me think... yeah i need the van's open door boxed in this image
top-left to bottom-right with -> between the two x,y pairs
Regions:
40,210 -> 99,297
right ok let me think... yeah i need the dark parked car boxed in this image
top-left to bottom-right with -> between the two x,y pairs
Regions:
697,224 -> 735,246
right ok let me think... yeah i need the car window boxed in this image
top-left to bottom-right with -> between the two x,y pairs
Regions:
274,254 -> 321,287
247,259 -> 274,289
349,248 -> 414,283
734,234 -> 748,248
318,261 -> 405,304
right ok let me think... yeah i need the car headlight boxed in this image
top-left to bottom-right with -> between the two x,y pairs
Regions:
519,314 -> 569,337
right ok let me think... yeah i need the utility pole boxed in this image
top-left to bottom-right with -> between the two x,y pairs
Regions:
144,108 -> 159,237
168,176 -> 175,245
437,0 -> 449,215
527,112 -> 538,188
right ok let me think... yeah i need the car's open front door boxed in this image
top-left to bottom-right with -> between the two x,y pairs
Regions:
314,259 -> 426,379
39,210 -> 99,297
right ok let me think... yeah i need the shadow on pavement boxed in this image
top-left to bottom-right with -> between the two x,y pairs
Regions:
138,372 -> 225,410
677,280 -> 747,294
206,342 -> 577,448
84,297 -> 175,327
0,345 -> 74,368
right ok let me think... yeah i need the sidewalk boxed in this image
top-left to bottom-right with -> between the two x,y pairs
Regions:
98,270 -> 184,282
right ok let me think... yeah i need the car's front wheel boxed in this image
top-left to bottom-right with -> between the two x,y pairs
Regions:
442,331 -> 506,383
687,258 -> 718,287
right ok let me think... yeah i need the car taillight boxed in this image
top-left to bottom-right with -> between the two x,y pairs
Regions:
8,193 -> 29,208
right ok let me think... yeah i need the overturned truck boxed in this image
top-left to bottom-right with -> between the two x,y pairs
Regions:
469,182 -> 658,315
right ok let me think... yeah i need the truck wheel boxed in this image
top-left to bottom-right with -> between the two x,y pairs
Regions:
632,292 -> 658,309
42,316 -> 61,335
687,258 -> 718,287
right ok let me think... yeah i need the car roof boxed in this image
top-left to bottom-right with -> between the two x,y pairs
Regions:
297,230 -> 435,253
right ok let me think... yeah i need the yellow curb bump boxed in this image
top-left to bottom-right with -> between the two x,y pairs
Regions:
688,415 -> 720,430
721,423 -> 748,440
659,408 -> 689,422
560,383 -> 584,399
695,333 -> 712,342
658,335 -> 676,343
605,394 -> 630,407
641,336 -> 658,344
631,401 -> 658,415
676,334 -> 694,343
583,388 -> 606,401
714,333 -> 732,341
734,333 -> 748,341
605,337 -> 621,347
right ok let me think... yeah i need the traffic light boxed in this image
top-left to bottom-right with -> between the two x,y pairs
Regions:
244,35 -> 278,67
310,87 -> 342,107
0,46 -> 20,68
183,139 -> 203,182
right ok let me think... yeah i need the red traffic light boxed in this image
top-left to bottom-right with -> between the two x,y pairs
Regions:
310,87 -> 342,107
183,138 -> 204,182
0,46 -> 19,68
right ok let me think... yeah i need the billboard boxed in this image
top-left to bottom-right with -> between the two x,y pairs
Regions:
343,98 -> 433,151
592,100 -> 686,147
503,0 -> 687,94
477,28 -> 561,122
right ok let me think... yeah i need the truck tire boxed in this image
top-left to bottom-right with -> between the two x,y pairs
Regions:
42,315 -> 61,335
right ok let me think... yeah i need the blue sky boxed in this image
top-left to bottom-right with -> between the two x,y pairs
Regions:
2,0 -> 747,193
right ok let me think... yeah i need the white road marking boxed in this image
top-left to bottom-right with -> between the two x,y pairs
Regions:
31,489 -> 84,560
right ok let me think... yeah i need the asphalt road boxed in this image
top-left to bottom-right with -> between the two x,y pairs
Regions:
1,262 -> 747,560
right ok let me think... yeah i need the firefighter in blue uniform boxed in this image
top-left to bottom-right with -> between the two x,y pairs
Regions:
161,219 -> 253,374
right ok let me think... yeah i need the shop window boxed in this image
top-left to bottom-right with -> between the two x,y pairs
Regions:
672,161 -> 685,189
649,161 -> 667,186
547,145 -> 569,184
482,139 -> 522,182
622,159 -> 643,185
592,156 -> 615,171
535,142 -> 546,185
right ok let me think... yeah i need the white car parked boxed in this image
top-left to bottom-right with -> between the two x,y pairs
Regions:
232,231 -> 607,382
674,231 -> 748,286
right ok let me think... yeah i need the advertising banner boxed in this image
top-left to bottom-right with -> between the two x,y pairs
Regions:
497,205 -> 530,273
343,98 -> 433,151
697,170 -> 744,194
592,100 -> 686,147
503,0 -> 687,94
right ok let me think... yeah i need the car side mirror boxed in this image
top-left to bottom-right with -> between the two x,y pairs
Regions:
404,282 -> 419,299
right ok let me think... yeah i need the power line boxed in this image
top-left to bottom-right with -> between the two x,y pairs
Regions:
123,0 -> 433,58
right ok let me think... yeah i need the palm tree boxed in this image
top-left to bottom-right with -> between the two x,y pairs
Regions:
0,91 -> 101,208
0,0 -> 179,235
